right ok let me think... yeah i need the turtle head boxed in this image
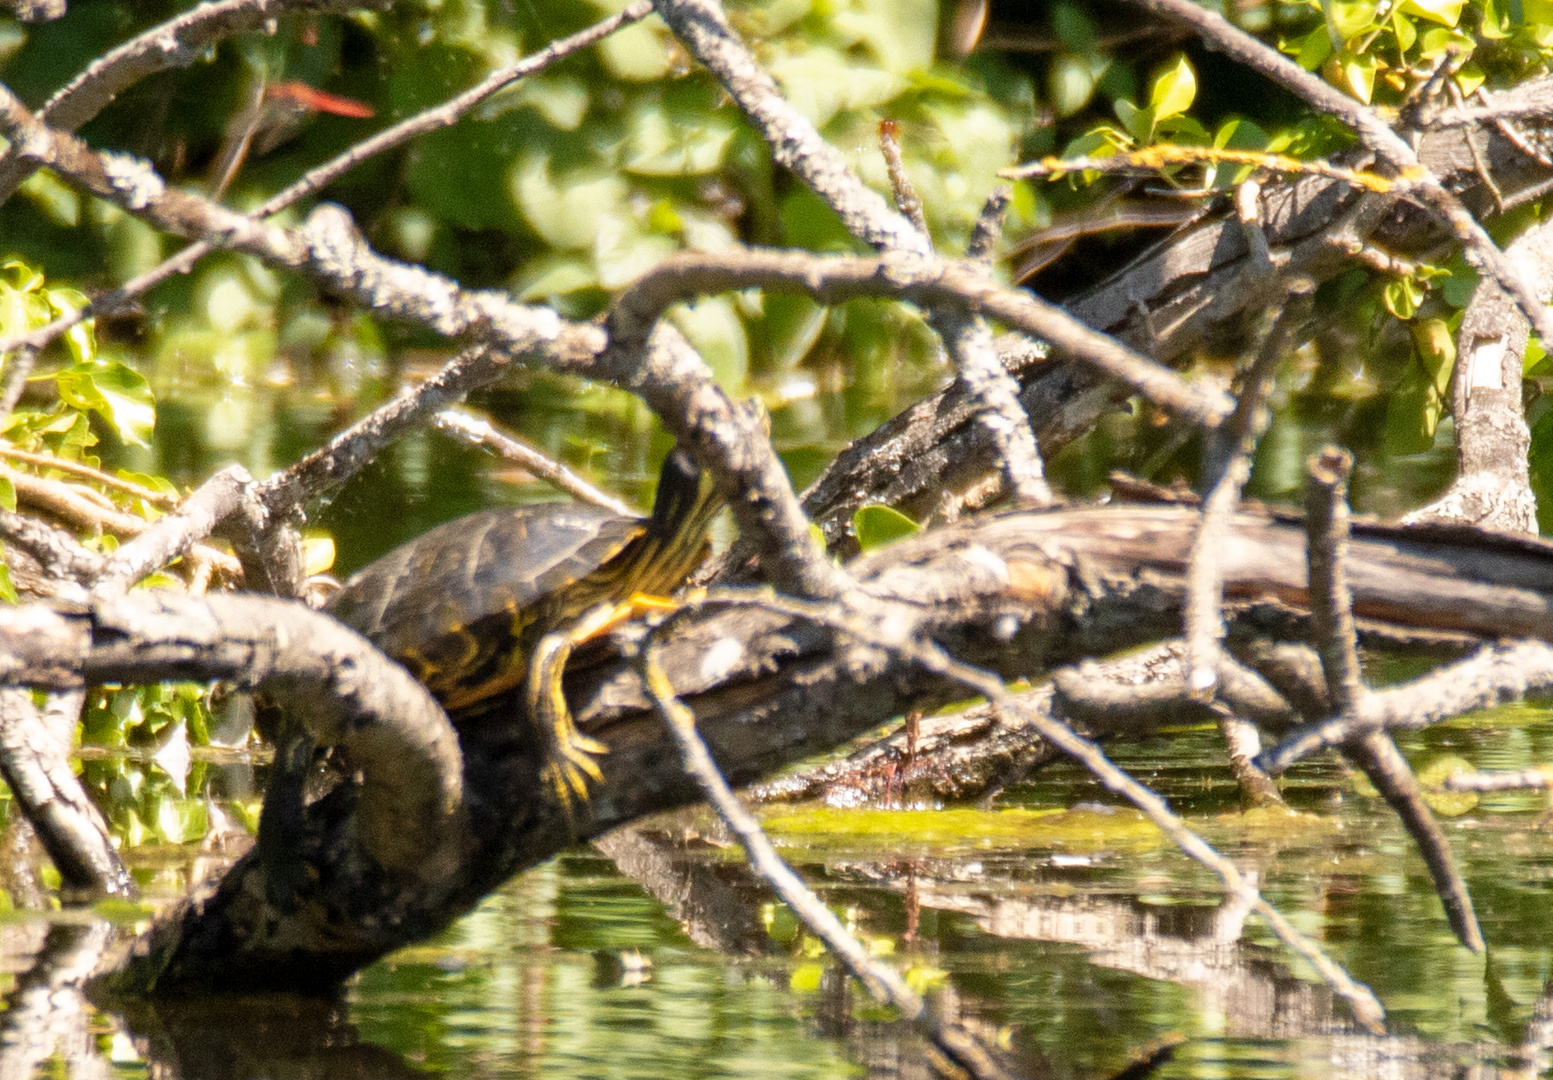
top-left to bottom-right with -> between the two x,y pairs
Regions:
647,448 -> 719,540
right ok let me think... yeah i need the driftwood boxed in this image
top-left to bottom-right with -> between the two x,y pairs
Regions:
14,503 -> 1537,993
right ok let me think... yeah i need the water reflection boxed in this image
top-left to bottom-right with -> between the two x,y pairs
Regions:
0,791 -> 1549,1080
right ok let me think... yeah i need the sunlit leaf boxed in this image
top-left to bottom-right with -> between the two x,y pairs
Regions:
1413,318 -> 1457,395
1455,62 -> 1486,97
853,505 -> 920,551
594,211 -> 678,291
56,362 -> 155,447
1393,10 -> 1418,49
1148,54 -> 1196,120
303,535 -> 337,577
0,563 -> 16,605
0,476 -> 14,514
511,156 -> 627,251
154,796 -> 207,844
1049,54 -> 1098,117
789,961 -> 825,992
1398,0 -> 1466,26
768,47 -> 904,128
1383,277 -> 1424,319
904,964 -> 949,994
1287,25 -> 1335,69
623,105 -> 736,176
1325,48 -> 1378,102
833,0 -> 937,73
0,259 -> 43,294
1325,0 -> 1379,40
598,19 -> 672,81
666,296 -> 748,389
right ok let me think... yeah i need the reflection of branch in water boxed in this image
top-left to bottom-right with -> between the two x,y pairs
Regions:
0,921 -> 114,1080
594,826 -> 776,957
106,990 -> 425,1080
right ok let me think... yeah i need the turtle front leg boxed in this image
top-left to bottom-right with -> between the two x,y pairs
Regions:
526,606 -> 615,813
526,595 -> 683,814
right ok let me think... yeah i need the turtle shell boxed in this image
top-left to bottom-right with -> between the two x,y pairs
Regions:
327,501 -> 645,712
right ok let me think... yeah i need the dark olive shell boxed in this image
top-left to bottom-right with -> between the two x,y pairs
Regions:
326,502 -> 644,706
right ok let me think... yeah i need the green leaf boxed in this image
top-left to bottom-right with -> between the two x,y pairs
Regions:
1455,62 -> 1486,97
789,961 -> 825,992
1383,370 -> 1446,454
598,20 -> 671,82
1383,276 -> 1424,319
622,104 -> 736,176
1413,318 -> 1457,395
0,476 -> 14,514
154,796 -> 207,845
1524,338 -> 1549,376
667,296 -> 749,389
56,362 -> 155,447
1392,10 -> 1418,49
1398,0 -> 1466,26
1115,99 -> 1155,144
1148,54 -> 1197,120
1052,3 -> 1097,50
0,563 -> 16,605
853,505 -> 920,551
0,259 -> 43,294
1326,48 -> 1378,102
1325,0 -> 1379,40
1049,54 -> 1098,117
511,156 -> 628,251
1285,25 -> 1335,70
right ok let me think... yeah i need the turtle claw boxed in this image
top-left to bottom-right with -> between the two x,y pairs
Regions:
529,623 -> 610,816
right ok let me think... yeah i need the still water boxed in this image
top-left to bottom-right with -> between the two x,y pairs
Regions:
16,350 -> 1549,1079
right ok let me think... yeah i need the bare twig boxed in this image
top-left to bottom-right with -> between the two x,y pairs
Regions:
0,4 -> 647,358
1443,766 -> 1553,792
91,464 -> 252,597
0,0 -> 374,205
0,446 -> 178,507
431,411 -> 634,515
1127,0 -> 1553,357
1183,286 -> 1312,805
0,346 -> 37,417
878,120 -> 930,239
1259,639 -> 1553,770
255,345 -> 507,517
653,0 -> 1052,509
610,249 -> 1233,427
1005,146 -> 1393,192
7,468 -> 149,537
643,644 -> 1022,1080
1304,448 -> 1365,710
1303,447 -> 1484,952
0,509 -> 101,588
965,186 -> 1011,265
693,589 -> 1388,1033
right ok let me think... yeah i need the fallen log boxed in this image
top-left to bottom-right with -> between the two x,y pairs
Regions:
50,503 -> 1553,993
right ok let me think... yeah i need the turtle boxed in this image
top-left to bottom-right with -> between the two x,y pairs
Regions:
326,448 -> 722,808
